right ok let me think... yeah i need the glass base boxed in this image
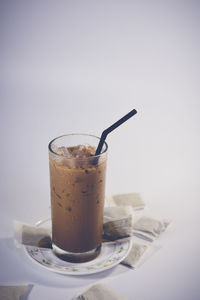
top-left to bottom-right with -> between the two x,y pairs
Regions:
52,243 -> 101,263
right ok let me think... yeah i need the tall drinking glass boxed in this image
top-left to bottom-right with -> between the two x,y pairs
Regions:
48,134 -> 108,262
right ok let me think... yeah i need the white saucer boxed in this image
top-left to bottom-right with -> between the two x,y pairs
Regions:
24,218 -> 132,276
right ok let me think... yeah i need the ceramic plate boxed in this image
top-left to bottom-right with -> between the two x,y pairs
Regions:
24,218 -> 132,275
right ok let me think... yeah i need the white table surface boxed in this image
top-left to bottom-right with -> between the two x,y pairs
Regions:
0,1 -> 199,299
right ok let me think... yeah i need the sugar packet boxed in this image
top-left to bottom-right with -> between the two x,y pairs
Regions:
0,284 -> 33,300
133,216 -> 171,241
74,283 -> 125,300
13,220 -> 52,248
107,193 -> 145,210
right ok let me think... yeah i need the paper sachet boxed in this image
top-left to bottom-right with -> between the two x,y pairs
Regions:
104,206 -> 133,222
133,216 -> 171,241
0,284 -> 33,300
13,220 -> 52,248
74,283 -> 125,300
107,193 -> 145,210
121,239 -> 151,268
103,215 -> 133,241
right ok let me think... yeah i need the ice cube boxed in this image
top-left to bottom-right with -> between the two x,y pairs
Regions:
53,146 -> 71,158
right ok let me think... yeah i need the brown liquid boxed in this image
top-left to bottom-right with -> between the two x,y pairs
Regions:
49,146 -> 106,253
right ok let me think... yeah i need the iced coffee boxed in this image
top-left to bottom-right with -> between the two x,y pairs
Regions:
48,134 -> 107,262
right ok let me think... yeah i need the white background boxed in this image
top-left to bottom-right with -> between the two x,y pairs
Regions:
0,0 -> 200,299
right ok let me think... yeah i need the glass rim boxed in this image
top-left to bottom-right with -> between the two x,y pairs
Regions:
48,133 -> 108,159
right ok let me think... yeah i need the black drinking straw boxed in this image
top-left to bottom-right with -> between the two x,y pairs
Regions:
95,108 -> 137,156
